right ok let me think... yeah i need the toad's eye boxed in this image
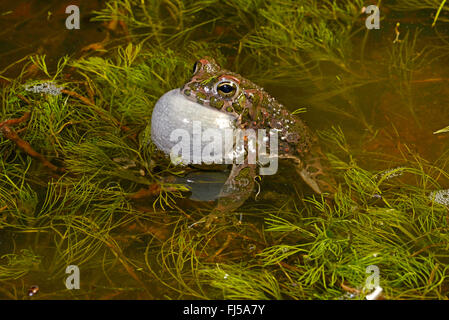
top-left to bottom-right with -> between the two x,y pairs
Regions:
192,61 -> 201,75
216,81 -> 237,97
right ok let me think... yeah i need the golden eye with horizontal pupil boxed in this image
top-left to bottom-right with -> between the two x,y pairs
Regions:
216,81 -> 237,97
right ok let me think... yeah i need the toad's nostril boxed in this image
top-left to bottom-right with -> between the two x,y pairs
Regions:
192,61 -> 200,74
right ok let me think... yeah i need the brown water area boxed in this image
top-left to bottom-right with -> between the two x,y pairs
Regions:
0,0 -> 105,79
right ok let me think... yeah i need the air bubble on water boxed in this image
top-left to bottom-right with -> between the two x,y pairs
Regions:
429,189 -> 449,205
375,166 -> 404,181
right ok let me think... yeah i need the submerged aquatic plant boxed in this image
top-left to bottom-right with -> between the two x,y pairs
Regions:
0,250 -> 41,281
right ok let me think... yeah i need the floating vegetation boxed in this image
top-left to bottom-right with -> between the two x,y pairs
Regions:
0,0 -> 449,300
24,82 -> 63,96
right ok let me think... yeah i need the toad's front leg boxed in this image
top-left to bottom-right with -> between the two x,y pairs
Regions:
196,163 -> 256,229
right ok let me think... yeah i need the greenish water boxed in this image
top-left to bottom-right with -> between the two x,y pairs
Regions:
1,0 -> 449,300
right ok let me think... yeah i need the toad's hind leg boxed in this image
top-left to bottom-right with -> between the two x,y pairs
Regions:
295,144 -> 336,196
202,163 -> 256,228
